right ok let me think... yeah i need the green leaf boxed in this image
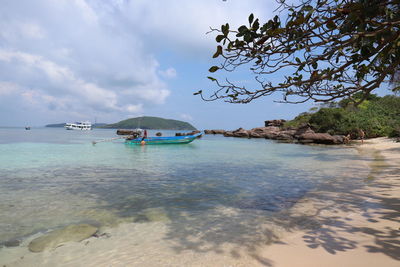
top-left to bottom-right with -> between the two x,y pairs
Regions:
303,5 -> 313,12
249,13 -> 254,25
207,76 -> 217,81
238,25 -> 248,34
295,57 -> 301,63
252,19 -> 259,31
326,20 -> 336,30
222,23 -> 229,36
193,90 -> 202,95
312,61 -> 318,69
209,66 -> 219,73
213,46 -> 223,58
216,35 -> 225,43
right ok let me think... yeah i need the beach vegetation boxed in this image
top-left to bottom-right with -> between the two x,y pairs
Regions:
285,94 -> 400,137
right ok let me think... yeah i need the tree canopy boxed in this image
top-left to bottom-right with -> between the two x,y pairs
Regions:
196,0 -> 400,104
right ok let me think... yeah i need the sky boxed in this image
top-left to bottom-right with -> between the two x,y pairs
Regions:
0,0 -> 317,129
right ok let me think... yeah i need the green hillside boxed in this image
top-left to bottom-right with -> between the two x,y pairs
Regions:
102,116 -> 197,130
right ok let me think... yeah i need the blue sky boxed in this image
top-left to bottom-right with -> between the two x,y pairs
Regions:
0,0 -> 330,129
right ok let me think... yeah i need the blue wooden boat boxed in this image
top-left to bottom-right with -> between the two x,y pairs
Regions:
125,132 -> 202,145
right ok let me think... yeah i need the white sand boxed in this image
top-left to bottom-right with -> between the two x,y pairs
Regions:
1,138 -> 399,266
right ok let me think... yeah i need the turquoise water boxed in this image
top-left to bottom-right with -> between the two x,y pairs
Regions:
0,127 -> 366,244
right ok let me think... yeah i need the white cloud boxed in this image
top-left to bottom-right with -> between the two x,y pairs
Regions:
159,68 -> 177,79
180,113 -> 193,121
0,0 -> 273,125
0,82 -> 21,96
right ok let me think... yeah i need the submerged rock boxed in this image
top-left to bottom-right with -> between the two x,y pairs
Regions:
28,224 -> 98,253
4,239 -> 20,247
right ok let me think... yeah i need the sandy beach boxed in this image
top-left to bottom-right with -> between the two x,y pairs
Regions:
1,138 -> 399,267
260,137 -> 400,267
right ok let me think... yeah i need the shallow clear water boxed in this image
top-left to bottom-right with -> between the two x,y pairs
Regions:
0,127 -> 366,244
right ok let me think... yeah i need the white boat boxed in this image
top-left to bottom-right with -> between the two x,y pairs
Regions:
65,121 -> 92,130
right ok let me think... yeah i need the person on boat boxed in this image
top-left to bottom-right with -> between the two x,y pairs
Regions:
141,129 -> 148,145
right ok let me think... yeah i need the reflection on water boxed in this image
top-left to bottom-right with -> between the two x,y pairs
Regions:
0,128 -> 367,245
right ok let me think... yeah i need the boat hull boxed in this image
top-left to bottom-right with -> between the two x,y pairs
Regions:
125,133 -> 202,145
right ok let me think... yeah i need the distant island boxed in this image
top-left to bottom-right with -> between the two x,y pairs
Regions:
45,123 -> 107,128
101,116 -> 196,130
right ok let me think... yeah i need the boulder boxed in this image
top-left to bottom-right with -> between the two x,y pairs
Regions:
298,132 -> 341,144
249,131 -> 262,138
3,239 -> 20,247
232,128 -> 249,138
248,126 -> 281,139
294,123 -> 315,137
332,135 -> 345,144
156,132 -> 162,136
265,119 -> 286,127
275,133 -> 295,141
204,129 -> 225,134
212,129 -> 226,134
28,224 -> 98,253
223,131 -> 234,137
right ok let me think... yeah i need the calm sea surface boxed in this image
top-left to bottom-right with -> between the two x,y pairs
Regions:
0,127 -> 367,245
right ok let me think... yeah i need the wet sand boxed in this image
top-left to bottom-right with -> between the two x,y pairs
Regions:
1,138 -> 399,266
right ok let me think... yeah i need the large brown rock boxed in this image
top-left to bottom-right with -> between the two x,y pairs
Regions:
248,126 -> 280,138
232,128 -> 249,138
298,132 -> 343,144
294,123 -> 315,137
212,129 -> 226,134
204,129 -> 225,134
223,131 -> 234,137
249,131 -> 262,138
28,224 -> 98,253
265,119 -> 286,127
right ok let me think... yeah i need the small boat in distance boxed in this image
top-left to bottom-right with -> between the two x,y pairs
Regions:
125,132 -> 202,145
25,126 -> 31,130
65,121 -> 92,130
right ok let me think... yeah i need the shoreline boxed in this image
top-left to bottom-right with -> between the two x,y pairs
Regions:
1,138 -> 399,266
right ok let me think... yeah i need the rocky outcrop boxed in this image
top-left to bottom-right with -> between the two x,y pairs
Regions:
265,119 -> 286,127
204,129 -> 226,134
232,128 -> 249,138
298,132 -> 341,144
155,132 -> 162,136
28,224 -> 98,253
211,122 -> 345,145
223,131 -> 234,137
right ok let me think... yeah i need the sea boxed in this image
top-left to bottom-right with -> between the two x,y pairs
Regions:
0,127 -> 371,265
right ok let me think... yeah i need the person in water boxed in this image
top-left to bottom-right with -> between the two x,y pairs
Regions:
358,129 -> 365,144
